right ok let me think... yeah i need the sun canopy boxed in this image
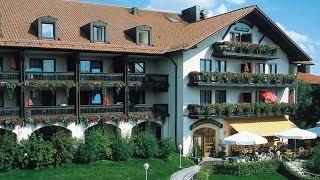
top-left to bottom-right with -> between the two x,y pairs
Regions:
226,117 -> 296,136
222,131 -> 268,145
307,127 -> 320,137
275,128 -> 317,140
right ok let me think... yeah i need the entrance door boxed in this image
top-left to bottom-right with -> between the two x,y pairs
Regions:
193,128 -> 216,158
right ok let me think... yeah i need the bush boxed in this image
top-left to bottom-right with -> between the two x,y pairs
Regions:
305,145 -> 320,174
196,164 -> 211,180
51,131 -> 77,167
158,137 -> 176,159
17,134 -> 54,170
110,135 -> 133,161
0,134 -> 17,172
77,129 -> 112,163
132,132 -> 159,159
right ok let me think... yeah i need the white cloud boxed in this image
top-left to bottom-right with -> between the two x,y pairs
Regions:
226,0 -> 247,5
215,4 -> 228,15
275,22 -> 308,42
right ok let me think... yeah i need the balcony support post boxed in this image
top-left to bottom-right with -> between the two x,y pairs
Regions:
123,55 -> 129,115
75,52 -> 80,118
18,49 -> 25,119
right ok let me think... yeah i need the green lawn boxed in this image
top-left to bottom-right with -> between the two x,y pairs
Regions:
0,154 -> 194,180
209,172 -> 288,180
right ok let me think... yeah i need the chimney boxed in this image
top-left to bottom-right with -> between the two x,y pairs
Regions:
132,7 -> 139,16
200,9 -> 209,19
182,6 -> 200,23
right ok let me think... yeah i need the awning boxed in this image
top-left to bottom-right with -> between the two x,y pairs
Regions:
226,116 -> 296,137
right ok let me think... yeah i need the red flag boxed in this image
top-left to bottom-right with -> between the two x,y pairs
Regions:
104,95 -> 110,106
244,63 -> 250,72
27,95 -> 33,106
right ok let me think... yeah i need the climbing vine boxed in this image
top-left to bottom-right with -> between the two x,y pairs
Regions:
27,81 -> 76,98
3,81 -> 18,100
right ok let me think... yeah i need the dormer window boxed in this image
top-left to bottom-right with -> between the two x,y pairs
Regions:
82,20 -> 108,43
33,16 -> 58,40
126,25 -> 152,46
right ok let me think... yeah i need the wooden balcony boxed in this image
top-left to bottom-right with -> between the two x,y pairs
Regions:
25,72 -> 74,81
212,41 -> 279,60
128,74 -> 169,90
80,105 -> 123,114
80,73 -> 123,81
188,72 -> 296,88
0,71 -> 20,81
130,104 -> 169,119
0,107 -> 20,116
26,106 -> 75,116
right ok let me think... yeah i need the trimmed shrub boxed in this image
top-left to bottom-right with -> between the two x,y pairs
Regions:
305,145 -> 320,174
77,129 -> 112,163
0,134 -> 17,172
110,135 -> 133,161
196,164 -> 211,180
17,134 -> 54,170
51,131 -> 77,167
132,132 -> 159,159
158,137 -> 176,159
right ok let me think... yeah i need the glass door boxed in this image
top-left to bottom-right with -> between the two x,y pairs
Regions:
204,135 -> 215,157
193,135 -> 202,159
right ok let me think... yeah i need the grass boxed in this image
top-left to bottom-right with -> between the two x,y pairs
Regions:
209,172 -> 288,180
0,154 -> 195,180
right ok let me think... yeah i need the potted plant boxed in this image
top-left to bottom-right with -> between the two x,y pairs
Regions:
187,104 -> 199,115
218,140 -> 227,160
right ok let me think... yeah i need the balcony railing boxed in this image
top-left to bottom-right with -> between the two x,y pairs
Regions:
80,73 -> 123,81
188,71 -> 296,88
187,103 -> 297,119
0,71 -> 19,81
0,107 -> 20,116
128,74 -> 169,89
130,104 -> 169,119
80,105 -> 123,114
25,72 -> 74,81
26,106 -> 75,116
212,41 -> 279,60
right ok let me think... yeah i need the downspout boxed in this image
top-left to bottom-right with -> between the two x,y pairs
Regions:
168,55 -> 178,144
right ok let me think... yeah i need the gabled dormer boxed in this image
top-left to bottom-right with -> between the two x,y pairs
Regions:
33,16 -> 59,40
126,25 -> 152,46
82,20 -> 108,43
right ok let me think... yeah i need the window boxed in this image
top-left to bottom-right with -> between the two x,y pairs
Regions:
139,30 -> 150,45
93,26 -> 105,42
129,90 -> 145,104
255,91 -> 265,103
230,32 -> 240,42
41,23 -> 54,39
256,63 -> 265,74
200,90 -> 212,105
166,17 -> 180,23
215,90 -> 226,103
0,91 -> 3,107
200,59 -> 211,71
269,64 -> 277,74
33,91 -> 56,106
241,63 -> 252,73
80,61 -> 103,73
91,91 -> 102,105
128,62 -> 145,73
241,34 -> 252,42
30,59 -> 55,72
0,57 -> 3,71
241,93 -> 252,103
215,60 -> 226,73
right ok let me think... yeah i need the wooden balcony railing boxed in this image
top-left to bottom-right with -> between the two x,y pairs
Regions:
25,72 -> 74,81
0,71 -> 19,81
26,106 -> 75,116
187,103 -> 297,119
80,105 -> 123,114
188,71 -> 296,88
80,73 -> 123,81
212,41 -> 279,60
129,104 -> 154,112
128,74 -> 169,88
0,107 -> 20,116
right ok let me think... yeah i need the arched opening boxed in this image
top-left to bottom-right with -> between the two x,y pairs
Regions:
193,128 -> 216,158
0,129 -> 17,141
32,126 -> 71,141
133,122 -> 162,140
85,123 -> 119,136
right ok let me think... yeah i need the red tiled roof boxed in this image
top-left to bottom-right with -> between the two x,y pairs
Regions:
297,72 -> 320,84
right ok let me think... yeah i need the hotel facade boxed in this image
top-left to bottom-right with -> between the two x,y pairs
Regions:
0,0 -> 313,158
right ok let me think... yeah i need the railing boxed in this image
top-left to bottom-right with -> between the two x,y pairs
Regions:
26,106 -> 75,116
80,105 -> 123,114
212,41 -> 279,60
128,74 -> 169,88
0,71 -> 19,81
188,71 -> 296,87
0,107 -> 20,116
80,73 -> 123,81
280,155 -> 320,178
129,104 -> 154,112
25,72 -> 74,81
187,103 -> 297,118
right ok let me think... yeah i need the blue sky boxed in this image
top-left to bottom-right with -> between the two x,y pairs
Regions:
77,0 -> 320,74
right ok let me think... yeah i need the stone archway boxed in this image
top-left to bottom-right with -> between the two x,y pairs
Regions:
0,128 -> 17,141
85,123 -> 120,136
132,121 -> 163,140
31,126 -> 72,141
